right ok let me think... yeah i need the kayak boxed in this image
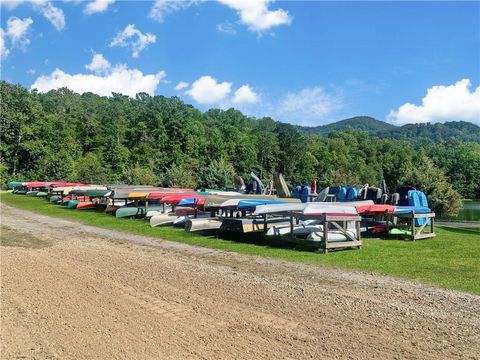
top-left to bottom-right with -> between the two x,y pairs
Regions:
236,199 -> 289,211
66,200 -> 81,209
356,204 -> 396,214
307,230 -> 357,242
393,206 -> 431,215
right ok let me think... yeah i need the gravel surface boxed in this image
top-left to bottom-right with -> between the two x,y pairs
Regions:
1,203 -> 479,359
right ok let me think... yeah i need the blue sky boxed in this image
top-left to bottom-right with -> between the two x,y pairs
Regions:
1,0 -> 479,126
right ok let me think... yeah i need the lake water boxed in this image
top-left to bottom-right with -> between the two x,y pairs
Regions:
446,200 -> 480,221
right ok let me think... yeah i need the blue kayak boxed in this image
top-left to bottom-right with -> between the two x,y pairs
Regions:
237,199 -> 288,211
394,206 -> 431,215
178,198 -> 197,207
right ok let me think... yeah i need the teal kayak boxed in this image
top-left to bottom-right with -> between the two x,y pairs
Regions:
66,200 -> 80,209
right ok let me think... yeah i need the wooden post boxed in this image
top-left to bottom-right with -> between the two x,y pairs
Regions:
263,214 -> 267,232
411,211 -> 416,241
356,219 -> 361,248
323,217 -> 328,253
290,214 -> 294,239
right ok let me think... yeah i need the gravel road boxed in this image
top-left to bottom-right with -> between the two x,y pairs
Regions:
1,203 -> 479,359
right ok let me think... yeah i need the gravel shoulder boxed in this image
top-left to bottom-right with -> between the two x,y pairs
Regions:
1,203 -> 479,359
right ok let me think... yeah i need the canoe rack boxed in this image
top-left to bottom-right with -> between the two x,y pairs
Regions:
384,212 -> 436,241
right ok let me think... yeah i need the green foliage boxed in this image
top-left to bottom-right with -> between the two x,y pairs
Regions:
399,155 -> 462,217
160,163 -> 198,188
1,81 -> 476,202
199,158 -> 236,189
122,164 -> 158,185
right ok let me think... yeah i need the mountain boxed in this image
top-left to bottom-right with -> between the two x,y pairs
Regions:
296,116 -> 395,136
379,121 -> 480,142
296,117 -> 480,142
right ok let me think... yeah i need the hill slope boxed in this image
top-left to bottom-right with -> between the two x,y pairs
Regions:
296,116 -> 395,136
296,117 -> 480,142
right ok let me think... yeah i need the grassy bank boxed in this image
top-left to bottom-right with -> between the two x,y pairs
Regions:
2,192 -> 479,295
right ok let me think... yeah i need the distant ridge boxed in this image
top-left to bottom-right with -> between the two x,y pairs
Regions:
296,116 -> 395,136
295,117 -> 480,142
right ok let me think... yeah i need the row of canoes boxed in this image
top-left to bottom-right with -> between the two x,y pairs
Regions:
7,181 -> 434,241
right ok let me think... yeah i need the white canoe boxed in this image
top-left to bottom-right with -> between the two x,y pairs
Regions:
172,213 -> 212,226
303,204 -> 357,216
307,230 -> 357,242
253,200 -> 373,216
266,223 -> 324,237
185,218 -> 223,232
150,212 -> 179,227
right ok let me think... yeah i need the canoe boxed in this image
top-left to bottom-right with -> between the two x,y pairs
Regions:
203,194 -> 278,209
84,189 -> 111,197
7,181 -> 25,188
185,218 -> 223,232
150,212 -> 179,227
147,191 -> 196,200
356,204 -> 396,214
36,191 -> 48,197
66,200 -> 81,209
393,206 -> 431,215
306,230 -> 357,242
115,206 -> 144,218
172,212 -> 211,226
161,194 -> 206,205
76,201 -> 104,210
26,190 -> 39,196
302,204 -> 358,217
389,228 -> 412,236
177,197 -> 207,207
236,199 -> 289,211
266,223 -> 324,237
115,204 -> 164,218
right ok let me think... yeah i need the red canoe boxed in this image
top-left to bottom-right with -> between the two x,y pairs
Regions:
356,204 -> 396,214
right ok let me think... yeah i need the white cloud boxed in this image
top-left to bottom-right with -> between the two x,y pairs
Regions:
1,0 -> 48,10
83,0 -> 115,15
149,0 -> 291,33
31,56 -> 166,97
0,29 -> 10,60
149,0 -> 197,22
274,87 -> 344,124
85,53 -> 111,74
1,1 -> 65,31
175,81 -> 189,91
186,75 -> 232,104
217,21 -> 237,35
6,16 -> 33,47
110,24 -> 156,58
27,68 -> 36,75
40,2 -> 65,31
217,0 -> 291,33
233,85 -> 258,104
388,79 -> 480,125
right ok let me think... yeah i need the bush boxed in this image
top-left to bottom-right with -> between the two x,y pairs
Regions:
399,155 -> 461,217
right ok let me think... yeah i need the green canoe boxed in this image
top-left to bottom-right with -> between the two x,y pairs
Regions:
66,200 -> 80,209
49,195 -> 63,203
389,228 -> 412,236
115,204 -> 164,218
36,191 -> 48,197
84,189 -> 111,197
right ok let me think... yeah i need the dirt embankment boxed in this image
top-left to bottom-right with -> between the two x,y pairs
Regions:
1,204 -> 479,359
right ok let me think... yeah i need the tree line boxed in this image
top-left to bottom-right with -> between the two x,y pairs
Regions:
2,81 -> 479,216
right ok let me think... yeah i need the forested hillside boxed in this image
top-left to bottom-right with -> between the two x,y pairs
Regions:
1,81 -> 479,215
297,116 -> 480,142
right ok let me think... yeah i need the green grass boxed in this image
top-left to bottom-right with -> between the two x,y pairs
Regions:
2,192 -> 480,295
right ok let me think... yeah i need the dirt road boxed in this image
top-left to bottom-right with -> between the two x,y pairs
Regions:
1,203 -> 479,359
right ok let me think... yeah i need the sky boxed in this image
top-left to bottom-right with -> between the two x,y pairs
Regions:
1,0 -> 479,126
